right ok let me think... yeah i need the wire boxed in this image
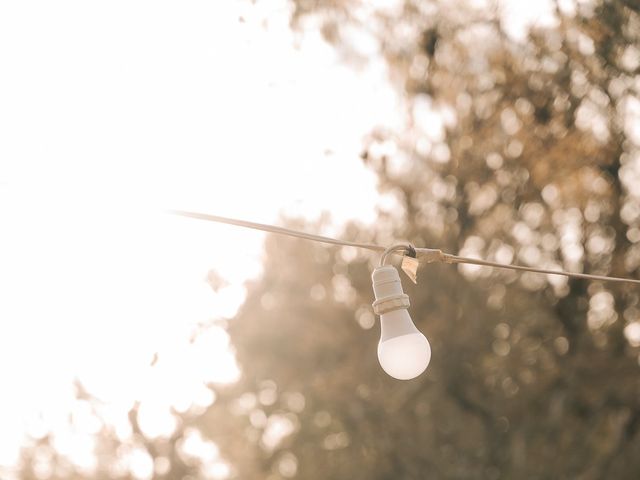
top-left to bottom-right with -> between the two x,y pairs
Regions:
168,210 -> 640,286
168,210 -> 385,252
442,254 -> 640,285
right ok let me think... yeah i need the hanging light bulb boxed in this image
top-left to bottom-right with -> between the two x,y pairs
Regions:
372,263 -> 431,380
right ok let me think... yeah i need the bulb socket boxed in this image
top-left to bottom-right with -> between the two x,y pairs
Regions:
372,266 -> 410,315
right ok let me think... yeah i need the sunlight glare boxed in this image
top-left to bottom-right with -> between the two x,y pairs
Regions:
0,0 -> 398,469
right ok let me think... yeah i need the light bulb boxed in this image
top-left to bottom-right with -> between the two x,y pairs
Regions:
372,265 -> 431,380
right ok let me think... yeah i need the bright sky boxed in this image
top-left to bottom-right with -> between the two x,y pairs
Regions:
0,0 -> 557,476
0,0 -> 398,474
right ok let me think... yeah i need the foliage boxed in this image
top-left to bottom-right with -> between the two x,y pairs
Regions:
16,0 -> 640,479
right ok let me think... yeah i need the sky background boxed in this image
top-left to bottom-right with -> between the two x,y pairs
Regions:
0,0 -> 397,471
0,0 -> 555,475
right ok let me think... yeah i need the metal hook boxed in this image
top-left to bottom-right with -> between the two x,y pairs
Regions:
379,243 -> 416,267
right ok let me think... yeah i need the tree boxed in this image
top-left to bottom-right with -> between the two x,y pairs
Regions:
204,1 -> 640,478
17,0 -> 640,479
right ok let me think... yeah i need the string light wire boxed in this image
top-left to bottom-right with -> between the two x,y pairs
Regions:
168,210 -> 640,286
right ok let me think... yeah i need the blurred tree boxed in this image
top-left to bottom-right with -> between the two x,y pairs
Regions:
203,1 -> 640,479
17,0 -> 640,479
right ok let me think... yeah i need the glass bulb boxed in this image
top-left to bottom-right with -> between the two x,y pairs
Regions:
372,265 -> 431,380
378,309 -> 431,380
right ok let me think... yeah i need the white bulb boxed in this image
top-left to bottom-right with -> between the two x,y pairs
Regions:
372,265 -> 431,380
378,309 -> 431,380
